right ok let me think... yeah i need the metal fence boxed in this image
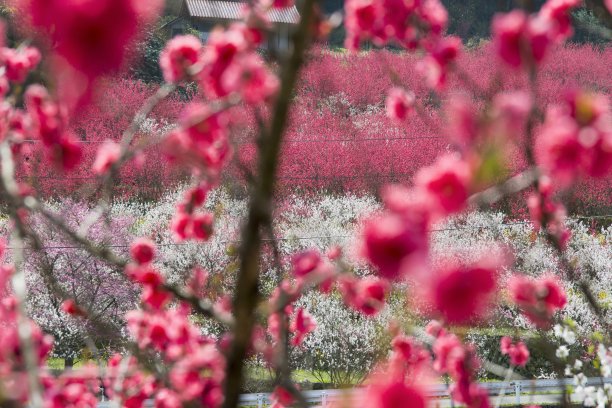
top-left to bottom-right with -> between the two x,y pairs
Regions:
98,377 -> 612,407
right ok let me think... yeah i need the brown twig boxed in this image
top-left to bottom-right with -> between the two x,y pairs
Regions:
221,1 -> 318,406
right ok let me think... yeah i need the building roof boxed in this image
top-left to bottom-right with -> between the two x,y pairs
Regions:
184,0 -> 300,24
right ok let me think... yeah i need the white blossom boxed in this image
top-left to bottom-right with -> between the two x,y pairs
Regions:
556,346 -> 570,359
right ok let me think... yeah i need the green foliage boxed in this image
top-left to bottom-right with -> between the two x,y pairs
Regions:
572,8 -> 612,44
129,27 -> 166,83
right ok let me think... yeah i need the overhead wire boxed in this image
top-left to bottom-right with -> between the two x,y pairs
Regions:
4,214 -> 610,251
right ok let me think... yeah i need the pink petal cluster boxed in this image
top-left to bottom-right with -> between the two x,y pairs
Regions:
419,36 -> 462,89
364,334 -> 432,408
60,299 -> 85,317
130,237 -> 157,265
527,182 -> 571,249
45,369 -> 100,408
160,35 -> 203,84
492,0 -> 579,69
509,274 -> 567,328
433,333 -> 491,408
365,380 -> 428,408
164,103 -> 231,176
198,24 -> 278,104
291,249 -> 322,277
428,260 -> 499,325
270,386 -> 294,408
125,306 -> 225,406
24,84 -> 83,170
0,46 -> 40,83
344,0 -> 448,50
361,186 -> 430,280
18,0 -> 162,80
340,276 -> 389,316
500,336 -> 530,367
538,90 -> 611,184
289,307 -> 316,346
385,87 -> 415,122
415,153 -> 472,216
92,140 -> 121,174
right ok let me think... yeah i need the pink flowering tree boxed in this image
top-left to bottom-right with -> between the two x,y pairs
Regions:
0,0 -> 610,408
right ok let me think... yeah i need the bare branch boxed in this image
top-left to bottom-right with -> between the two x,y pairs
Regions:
222,1 -> 318,406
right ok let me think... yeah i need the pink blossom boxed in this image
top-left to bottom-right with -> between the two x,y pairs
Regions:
170,212 -> 191,241
425,320 -> 447,338
420,36 -> 461,89
340,276 -> 389,316
344,0 -> 449,51
199,24 -> 250,98
130,238 -> 156,265
385,87 -> 415,121
365,379 -> 427,408
60,299 -> 85,317
500,337 -> 530,367
221,53 -> 279,104
19,0 -> 162,80
527,190 -> 571,249
538,91 -> 612,182
429,261 -> 498,324
492,10 -> 552,69
155,389 -> 182,408
361,196 -> 429,279
0,46 -> 41,82
191,212 -> 214,241
291,249 -> 322,277
125,264 -> 164,286
53,135 -> 83,171
168,345 -> 224,404
270,386 -> 294,408
432,333 -> 464,374
509,274 -> 567,328
159,35 -> 203,83
391,335 -> 430,368
164,103 -> 230,174
415,154 -> 472,216
539,0 -> 580,42
141,285 -> 171,310
290,308 -> 316,346
92,140 -> 121,174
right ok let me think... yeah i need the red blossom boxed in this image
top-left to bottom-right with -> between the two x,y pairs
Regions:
60,299 -> 85,317
130,238 -> 156,265
270,386 -> 294,408
18,0 -> 162,79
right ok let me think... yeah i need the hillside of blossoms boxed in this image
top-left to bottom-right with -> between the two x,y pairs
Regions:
0,0 -> 610,407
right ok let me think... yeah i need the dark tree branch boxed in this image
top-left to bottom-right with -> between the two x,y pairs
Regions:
221,1 -> 318,406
